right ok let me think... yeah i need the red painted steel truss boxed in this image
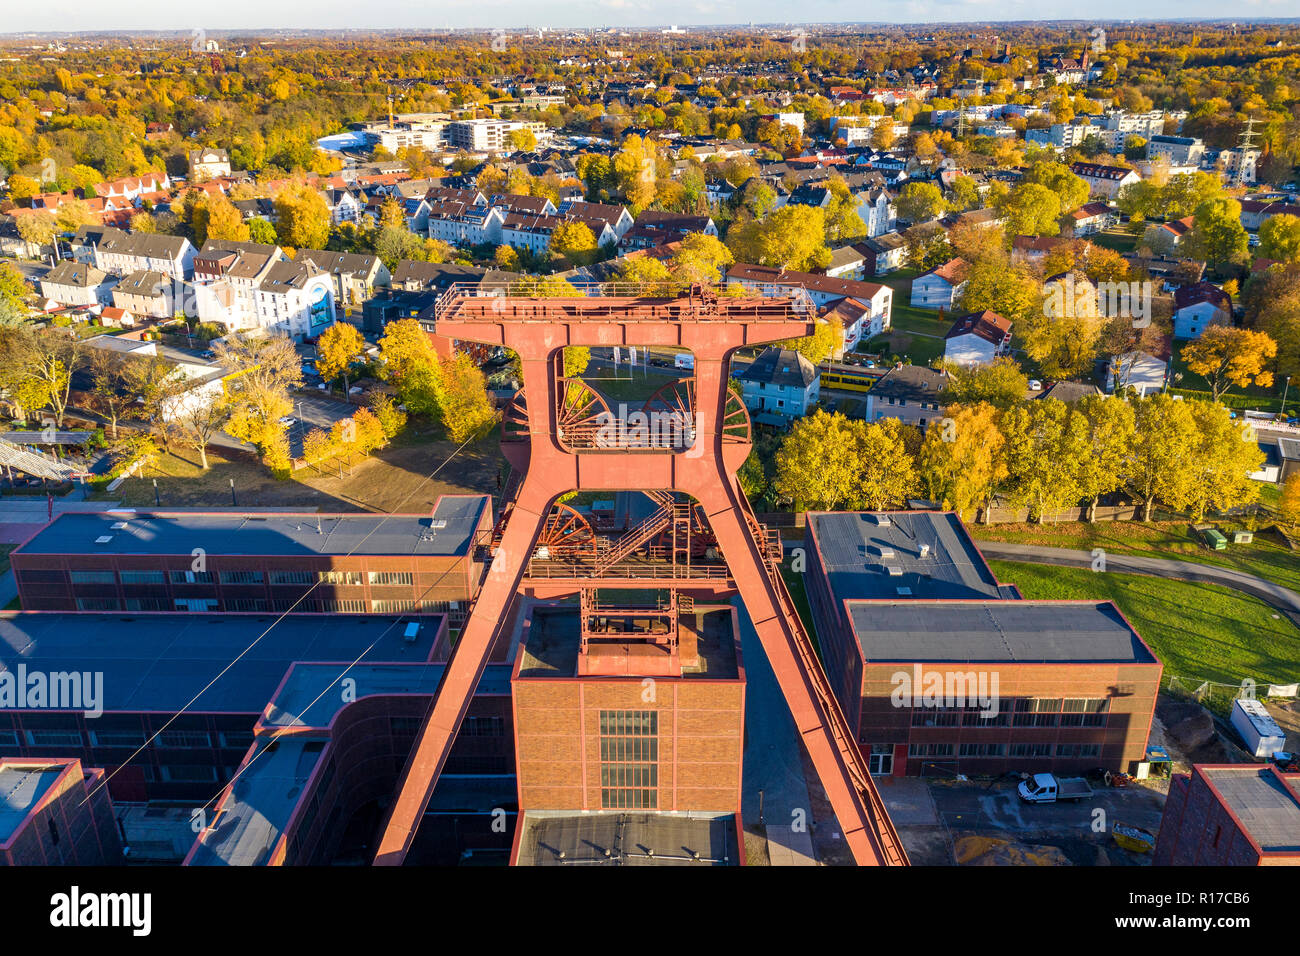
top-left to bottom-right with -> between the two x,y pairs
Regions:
374,284 -> 908,866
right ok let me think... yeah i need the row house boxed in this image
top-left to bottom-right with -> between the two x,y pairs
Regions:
295,249 -> 391,310
90,172 -> 171,204
39,260 -> 118,309
555,199 -> 635,238
324,187 -> 363,225
1069,161 -> 1142,200
111,270 -> 174,319
192,239 -> 286,331
425,201 -> 505,247
500,212 -> 618,257
94,231 -> 196,281
251,259 -> 337,342
725,263 -> 892,353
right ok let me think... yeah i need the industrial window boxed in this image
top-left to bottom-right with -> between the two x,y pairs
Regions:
17,569 -> 64,584
119,570 -> 165,584
219,570 -> 264,585
228,599 -> 268,612
911,707 -> 960,727
174,598 -> 218,612
599,710 -> 658,810
959,743 -> 1006,757
1059,698 -> 1110,727
218,731 -> 254,750
69,570 -> 117,585
76,597 -> 119,611
156,730 -> 212,749
25,729 -> 82,747
124,598 -> 167,611
368,571 -> 413,586
1009,743 -> 1053,758
159,765 -> 218,783
1013,698 -> 1061,728
316,599 -> 367,613
463,716 -> 505,737
0,730 -> 18,747
269,570 -> 313,585
89,730 -> 146,748
962,705 -> 1010,727
317,570 -> 364,586
170,570 -> 214,585
372,600 -> 417,613
1078,743 -> 1101,758
907,743 -> 954,757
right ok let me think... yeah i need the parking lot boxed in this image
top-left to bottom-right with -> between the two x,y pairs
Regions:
878,776 -> 1168,866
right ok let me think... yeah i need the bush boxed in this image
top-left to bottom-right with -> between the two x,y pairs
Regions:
368,392 -> 408,439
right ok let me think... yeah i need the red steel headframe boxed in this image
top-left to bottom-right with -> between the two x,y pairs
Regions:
373,285 -> 908,866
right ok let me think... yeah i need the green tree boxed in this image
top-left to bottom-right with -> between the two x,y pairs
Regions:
998,182 -> 1062,237
1184,197 -> 1248,270
847,418 -> 919,510
1128,393 -> 1199,521
938,355 -> 1027,410
1258,214 -> 1300,262
1000,398 -> 1090,522
1075,395 -> 1137,521
917,402 -> 1008,519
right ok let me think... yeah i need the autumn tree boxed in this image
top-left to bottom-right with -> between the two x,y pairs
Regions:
1181,326 -> 1277,402
377,318 -> 440,416
1075,395 -> 1137,521
773,409 -> 860,510
895,181 -> 948,223
1177,401 -> 1264,522
274,184 -> 331,251
550,220 -> 598,266
13,327 -> 84,428
997,182 -> 1062,237
938,356 -> 1027,410
1021,161 -> 1089,214
669,232 -> 734,285
1128,393 -> 1199,521
87,349 -> 134,438
1278,474 -> 1300,527
847,418 -> 920,510
1000,399 -> 1090,522
316,321 -> 366,394
173,396 -> 230,469
436,351 -> 499,444
213,333 -> 302,471
917,402 -> 1008,519
726,204 -> 830,272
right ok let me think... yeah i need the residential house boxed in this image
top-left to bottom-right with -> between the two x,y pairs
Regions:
1106,336 -> 1171,396
111,270 -> 173,319
821,296 -> 889,353
943,310 -> 1012,366
295,250 -> 391,311
1146,135 -> 1205,166
39,260 -> 117,308
93,232 -> 196,281
188,148 -> 232,181
324,188 -> 363,225
725,264 -> 893,324
863,364 -> 949,430
555,199 -> 635,238
734,347 -> 820,426
1173,283 -> 1232,340
1070,161 -> 1141,200
910,258 -> 967,309
251,260 -> 336,341
857,233 -> 908,276
825,245 -> 868,280
192,239 -> 286,331
1065,201 -> 1117,237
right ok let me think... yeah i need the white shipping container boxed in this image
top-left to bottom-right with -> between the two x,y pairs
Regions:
1230,698 -> 1288,759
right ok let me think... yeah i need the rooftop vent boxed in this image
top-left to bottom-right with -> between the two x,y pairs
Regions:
111,521 -> 128,530
877,546 -> 896,559
919,543 -> 931,558
875,515 -> 892,527
403,622 -> 421,643
896,586 -> 913,596
886,565 -> 903,577
94,535 -> 113,544
430,519 -> 447,530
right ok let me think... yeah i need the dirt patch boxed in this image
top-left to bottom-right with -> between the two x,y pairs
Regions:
954,833 -> 1073,866
100,429 -> 506,514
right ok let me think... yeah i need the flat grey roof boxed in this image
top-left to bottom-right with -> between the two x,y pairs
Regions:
1202,766 -> 1300,853
188,737 -> 324,866
15,495 -> 488,558
810,511 -> 1003,603
850,601 -> 1156,664
0,764 -> 63,842
0,612 -> 443,714
516,811 -> 738,866
262,661 -> 512,730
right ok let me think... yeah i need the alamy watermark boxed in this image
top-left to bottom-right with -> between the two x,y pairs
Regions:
891,665 -> 1001,718
0,665 -> 103,717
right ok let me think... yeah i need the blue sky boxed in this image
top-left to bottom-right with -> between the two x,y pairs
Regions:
3,2 -> 1296,34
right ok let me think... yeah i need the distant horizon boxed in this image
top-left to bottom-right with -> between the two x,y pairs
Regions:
2,4 -> 1298,38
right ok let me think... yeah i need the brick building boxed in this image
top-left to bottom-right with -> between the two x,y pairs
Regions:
803,511 -> 1162,777
1154,764 -> 1300,865
509,600 -> 745,865
10,496 -> 492,625
0,758 -> 123,866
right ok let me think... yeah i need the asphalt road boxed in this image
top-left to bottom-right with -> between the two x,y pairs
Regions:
974,540 -> 1300,622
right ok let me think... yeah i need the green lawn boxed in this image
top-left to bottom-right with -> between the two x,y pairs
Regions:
987,560 -> 1300,691
1089,228 -> 1139,253
780,564 -> 823,658
1169,345 -> 1299,417
974,513 -> 1300,593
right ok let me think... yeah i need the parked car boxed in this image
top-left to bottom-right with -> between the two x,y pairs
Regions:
1017,773 -> 1094,804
